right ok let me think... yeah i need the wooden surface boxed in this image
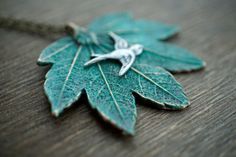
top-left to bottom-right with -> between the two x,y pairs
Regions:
0,0 -> 236,157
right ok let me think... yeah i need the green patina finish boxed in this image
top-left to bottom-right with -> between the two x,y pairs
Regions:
38,12 -> 205,135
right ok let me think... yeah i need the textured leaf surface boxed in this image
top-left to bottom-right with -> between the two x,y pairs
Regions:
85,48 -> 137,134
131,65 -> 189,109
38,38 -> 189,134
38,38 -> 88,116
133,41 -> 205,72
140,42 -> 205,72
88,12 -> 205,72
95,36 -> 205,72
38,12 -> 205,134
88,12 -> 178,41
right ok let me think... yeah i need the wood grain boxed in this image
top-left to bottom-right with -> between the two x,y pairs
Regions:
0,0 -> 235,157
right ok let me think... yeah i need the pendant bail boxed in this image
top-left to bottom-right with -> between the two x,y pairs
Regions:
65,22 -> 99,45
65,22 -> 81,37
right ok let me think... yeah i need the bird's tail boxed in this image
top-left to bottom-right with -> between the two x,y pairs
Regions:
84,55 -> 108,66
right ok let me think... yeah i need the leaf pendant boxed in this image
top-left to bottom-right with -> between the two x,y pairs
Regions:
38,12 -> 205,135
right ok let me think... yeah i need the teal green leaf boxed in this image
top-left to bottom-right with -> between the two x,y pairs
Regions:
131,64 -> 189,109
128,39 -> 205,72
95,36 -> 205,72
85,51 -> 137,134
88,12 -> 133,33
38,12 -> 206,134
124,20 -> 179,40
38,38 -> 88,116
88,12 -> 179,40
88,12 -> 205,72
38,37 -> 75,65
140,42 -> 206,72
38,39 -> 189,134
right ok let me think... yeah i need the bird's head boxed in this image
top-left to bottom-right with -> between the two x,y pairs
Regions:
130,44 -> 144,55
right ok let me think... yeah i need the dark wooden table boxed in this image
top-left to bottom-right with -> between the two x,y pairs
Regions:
0,0 -> 235,157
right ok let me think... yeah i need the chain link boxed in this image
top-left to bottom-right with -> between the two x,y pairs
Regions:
0,16 -> 66,37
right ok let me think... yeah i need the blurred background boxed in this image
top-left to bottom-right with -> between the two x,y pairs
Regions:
0,0 -> 235,157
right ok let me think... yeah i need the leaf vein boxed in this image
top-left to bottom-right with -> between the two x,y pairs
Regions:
131,67 -> 185,104
42,43 -> 74,60
56,46 -> 82,107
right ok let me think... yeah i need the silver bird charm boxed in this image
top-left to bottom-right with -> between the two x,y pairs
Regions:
84,32 -> 143,76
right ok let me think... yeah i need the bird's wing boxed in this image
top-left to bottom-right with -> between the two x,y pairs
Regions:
119,54 -> 135,76
109,32 -> 128,49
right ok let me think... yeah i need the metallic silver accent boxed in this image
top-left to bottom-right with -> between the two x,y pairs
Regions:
84,32 -> 143,76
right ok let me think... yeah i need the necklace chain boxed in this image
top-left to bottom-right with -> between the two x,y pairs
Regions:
0,16 -> 66,37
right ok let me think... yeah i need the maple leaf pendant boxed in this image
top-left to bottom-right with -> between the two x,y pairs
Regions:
38,12 -> 205,135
